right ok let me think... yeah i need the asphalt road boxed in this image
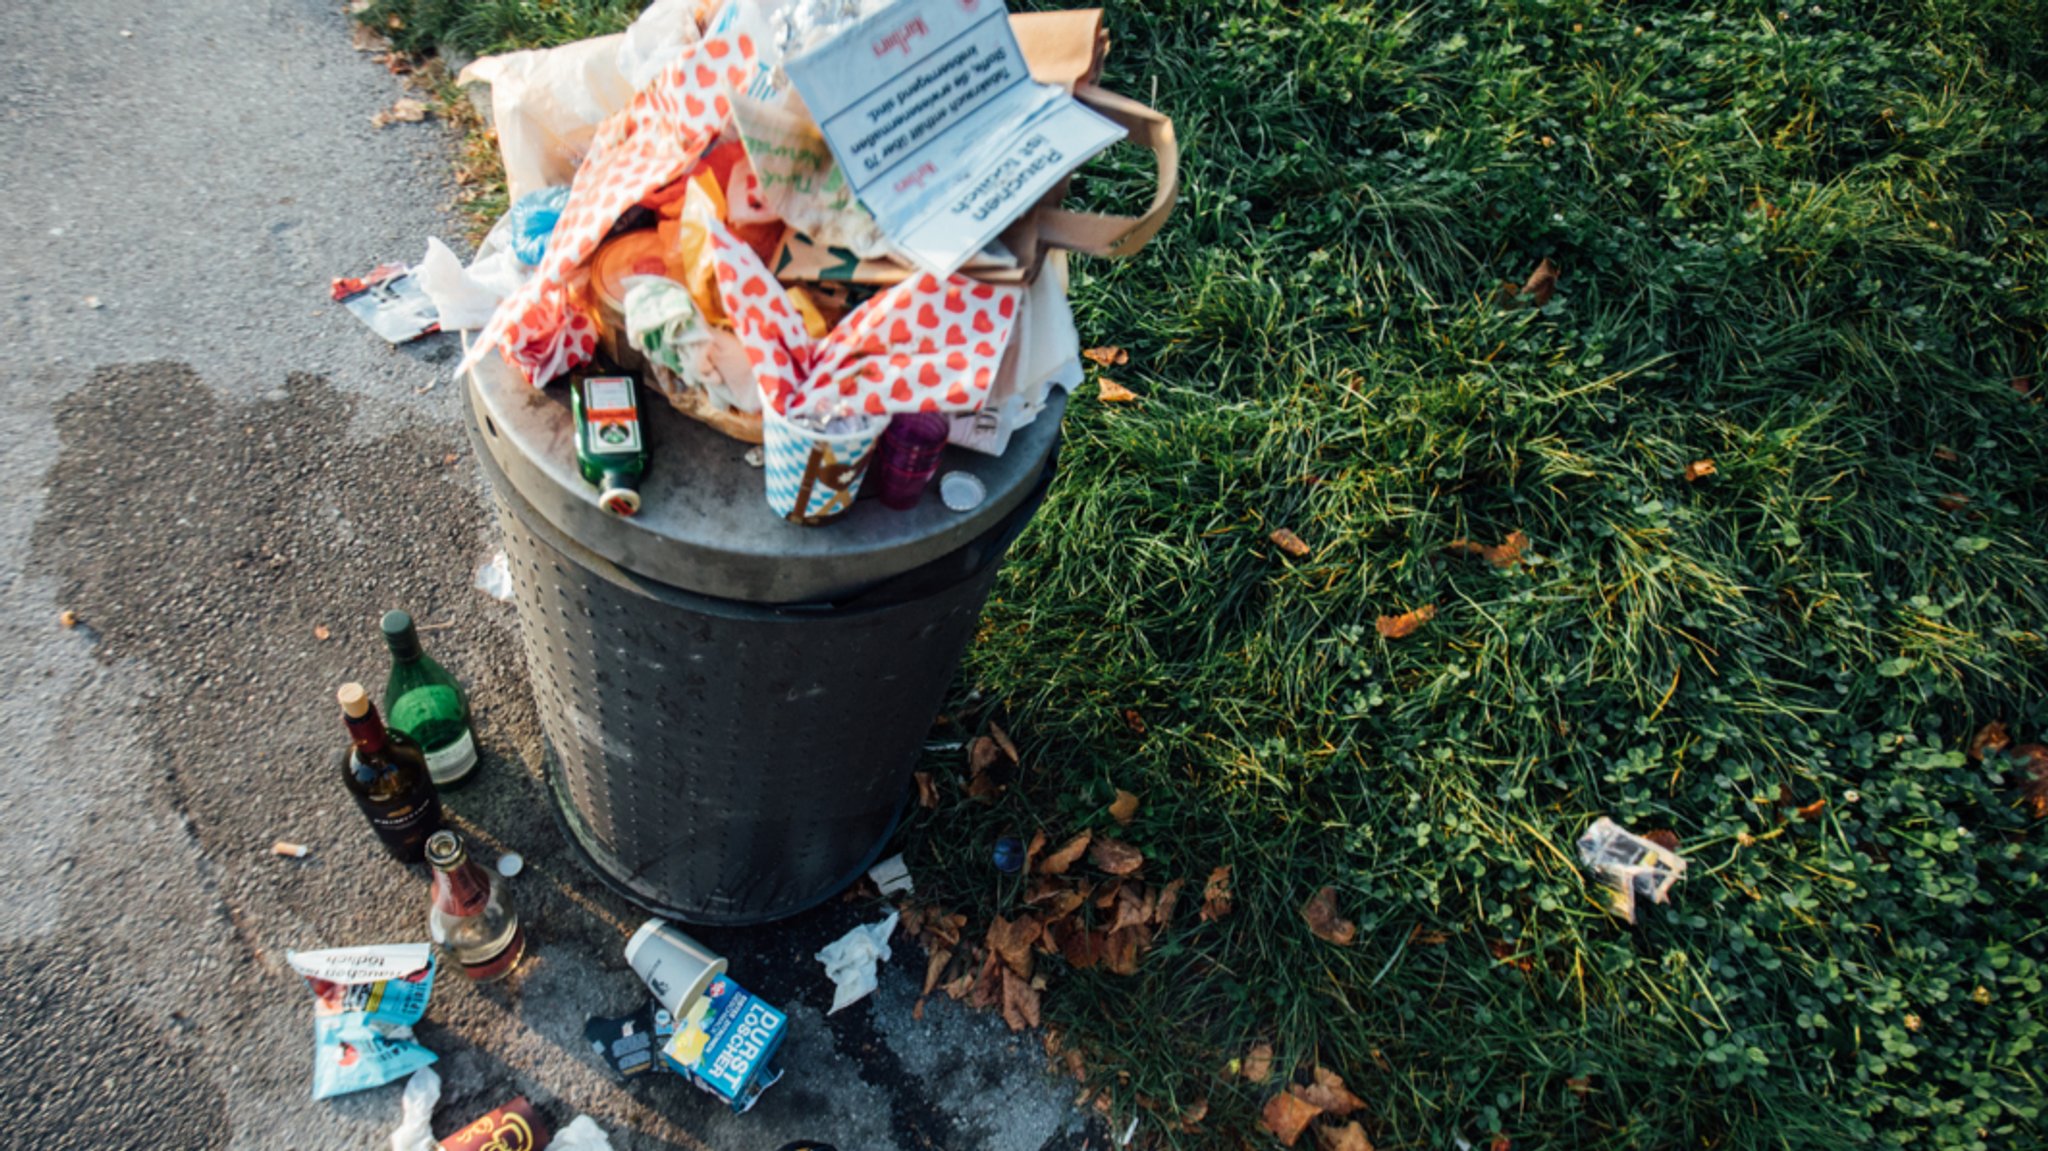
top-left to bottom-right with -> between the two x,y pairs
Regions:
0,2 -> 1084,1148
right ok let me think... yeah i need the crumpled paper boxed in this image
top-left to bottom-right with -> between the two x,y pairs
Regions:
461,25 -> 757,386
707,220 -> 1022,417
387,1066 -> 440,1151
416,237 -> 527,332
554,1115 -> 617,1151
815,911 -> 898,1014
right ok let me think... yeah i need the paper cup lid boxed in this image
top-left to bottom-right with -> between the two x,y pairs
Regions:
939,471 -> 987,512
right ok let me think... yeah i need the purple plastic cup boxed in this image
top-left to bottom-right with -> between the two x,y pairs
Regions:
869,412 -> 951,510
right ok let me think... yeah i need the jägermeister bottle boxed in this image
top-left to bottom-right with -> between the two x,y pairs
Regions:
573,373 -> 648,516
381,610 -> 478,786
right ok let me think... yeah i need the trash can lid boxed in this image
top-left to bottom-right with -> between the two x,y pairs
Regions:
464,350 -> 1064,604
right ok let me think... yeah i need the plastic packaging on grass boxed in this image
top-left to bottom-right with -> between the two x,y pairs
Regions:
1577,817 -> 1688,924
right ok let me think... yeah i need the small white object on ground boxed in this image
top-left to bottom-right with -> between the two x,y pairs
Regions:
553,1115 -> 617,1151
84,296 -> 103,309
474,550 -> 514,601
388,1066 -> 441,1151
496,852 -> 524,878
744,446 -> 765,468
271,840 -> 310,859
815,911 -> 899,1014
868,853 -> 913,896
416,237 -> 525,332
939,471 -> 986,512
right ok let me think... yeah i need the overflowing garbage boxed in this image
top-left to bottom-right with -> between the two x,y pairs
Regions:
409,0 -> 1175,524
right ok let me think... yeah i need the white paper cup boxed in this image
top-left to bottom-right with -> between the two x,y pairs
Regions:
624,919 -> 727,1016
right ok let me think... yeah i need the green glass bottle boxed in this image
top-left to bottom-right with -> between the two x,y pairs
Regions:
573,373 -> 649,516
381,610 -> 478,787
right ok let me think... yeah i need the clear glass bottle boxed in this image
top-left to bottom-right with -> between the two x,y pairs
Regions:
381,610 -> 479,787
425,830 -> 525,983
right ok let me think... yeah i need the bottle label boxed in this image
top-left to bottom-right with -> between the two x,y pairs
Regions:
583,377 -> 642,455
425,729 -> 478,780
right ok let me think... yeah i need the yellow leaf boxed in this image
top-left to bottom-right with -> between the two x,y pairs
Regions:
1108,789 -> 1139,826
1097,378 -> 1139,403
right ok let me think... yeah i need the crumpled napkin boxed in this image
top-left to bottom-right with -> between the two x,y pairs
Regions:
814,911 -> 898,1014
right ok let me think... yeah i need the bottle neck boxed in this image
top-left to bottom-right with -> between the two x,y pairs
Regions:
433,858 -> 492,916
344,708 -> 390,756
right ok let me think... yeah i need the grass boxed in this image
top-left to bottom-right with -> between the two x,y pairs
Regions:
369,1 -> 2048,1147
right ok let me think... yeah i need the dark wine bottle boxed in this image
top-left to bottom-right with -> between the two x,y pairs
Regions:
336,682 -> 442,863
381,610 -> 479,787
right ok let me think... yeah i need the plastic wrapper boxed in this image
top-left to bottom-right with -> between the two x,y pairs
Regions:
287,943 -> 439,1100
508,186 -> 573,267
459,37 -> 635,202
616,0 -> 705,92
417,238 -> 528,332
1577,817 -> 1688,924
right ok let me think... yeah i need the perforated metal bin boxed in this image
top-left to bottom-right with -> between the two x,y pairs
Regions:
464,352 -> 1061,924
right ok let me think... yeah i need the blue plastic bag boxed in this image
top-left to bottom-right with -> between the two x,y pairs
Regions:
509,186 -> 572,267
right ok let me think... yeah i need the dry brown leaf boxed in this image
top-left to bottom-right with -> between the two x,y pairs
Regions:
1970,721 -> 2012,761
1097,378 -> 1139,403
1092,879 -> 1124,909
1521,258 -> 1558,306
1298,1067 -> 1366,1117
1103,924 -> 1150,975
1486,939 -> 1535,974
1683,459 -> 1718,483
968,735 -> 1002,776
1270,528 -> 1313,558
1487,1136 -> 1511,1151
1408,925 -> 1449,945
313,624 -> 331,641
914,771 -> 938,809
1083,346 -> 1129,367
1242,1041 -> 1275,1083
1110,885 -> 1156,934
1261,1089 -> 1325,1147
1375,605 -> 1436,640
988,720 -> 1020,765
350,22 -> 384,51
1063,1046 -> 1087,1079
1934,445 -> 1961,463
923,911 -> 967,949
1039,831 -> 1092,876
2010,743 -> 2048,818
941,971 -> 976,1001
1302,887 -> 1357,946
59,610 -> 77,629
1795,798 -> 1828,822
911,996 -> 926,1020
1023,829 -> 1048,872
987,915 -> 1043,977
1154,877 -> 1185,930
1200,865 -> 1233,922
1640,829 -> 1681,852
1446,531 -> 1528,569
1566,1075 -> 1592,1097
1026,883 -> 1086,920
967,770 -> 1002,802
1108,789 -> 1140,826
1088,836 -> 1146,876
1122,708 -> 1147,735
923,948 -> 954,996
1935,492 -> 1972,512
1178,1097 -> 1210,1132
1316,1120 -> 1375,1151
1000,966 -> 1042,1031
970,949 -> 1003,1009
1061,926 -> 1104,969
371,98 -> 429,128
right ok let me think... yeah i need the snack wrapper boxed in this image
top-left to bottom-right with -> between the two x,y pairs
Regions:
707,219 -> 1022,418
460,21 -> 758,386
286,943 -> 439,1100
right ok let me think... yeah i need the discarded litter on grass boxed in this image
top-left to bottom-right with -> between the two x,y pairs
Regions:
1577,817 -> 1688,924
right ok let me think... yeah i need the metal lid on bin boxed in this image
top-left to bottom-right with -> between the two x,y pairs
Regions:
464,347 -> 1063,604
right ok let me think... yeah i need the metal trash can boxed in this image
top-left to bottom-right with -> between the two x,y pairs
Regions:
464,354 -> 1062,924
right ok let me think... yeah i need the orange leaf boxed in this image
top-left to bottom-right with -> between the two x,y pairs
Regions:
1316,1120 -> 1375,1151
988,720 -> 1020,765
968,736 -> 1002,775
1795,798 -> 1827,822
1178,1096 -> 1210,1132
987,914 -> 1043,977
1640,829 -> 1681,852
1088,836 -> 1145,876
923,948 -> 953,996
1298,1067 -> 1366,1117
2010,743 -> 2048,818
1023,829 -> 1048,872
1375,605 -> 1436,639
1000,966 -> 1042,1031
1122,708 -> 1148,735
1082,346 -> 1129,367
1683,459 -> 1717,483
1039,831 -> 1092,876
1408,925 -> 1449,945
1109,885 -> 1155,934
1025,882 -> 1086,920
1200,865 -> 1233,922
1108,789 -> 1140,826
1566,1075 -> 1593,1097
1446,531 -> 1527,568
1935,492 -> 1971,512
1103,923 -> 1150,975
1097,378 -> 1139,403
1153,877 -> 1185,929
1061,926 -> 1105,969
914,771 -> 938,809
1970,721 -> 2012,761
1519,258 -> 1558,306
1261,1090 -> 1324,1147
1242,1041 -> 1275,1083
1269,528 -> 1313,558
313,624 -> 331,641
1302,886 -> 1357,946
1063,1046 -> 1087,1079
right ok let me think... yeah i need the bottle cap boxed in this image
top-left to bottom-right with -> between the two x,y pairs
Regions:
381,610 -> 421,658
599,474 -> 641,516
337,682 -> 371,718
939,471 -> 986,512
425,830 -> 465,870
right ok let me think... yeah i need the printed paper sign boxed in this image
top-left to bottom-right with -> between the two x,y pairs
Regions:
785,0 -> 1124,276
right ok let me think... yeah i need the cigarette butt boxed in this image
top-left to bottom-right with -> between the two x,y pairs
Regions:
272,840 -> 310,858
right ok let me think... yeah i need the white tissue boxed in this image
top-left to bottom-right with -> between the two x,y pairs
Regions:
388,1066 -> 441,1151
815,911 -> 898,1014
